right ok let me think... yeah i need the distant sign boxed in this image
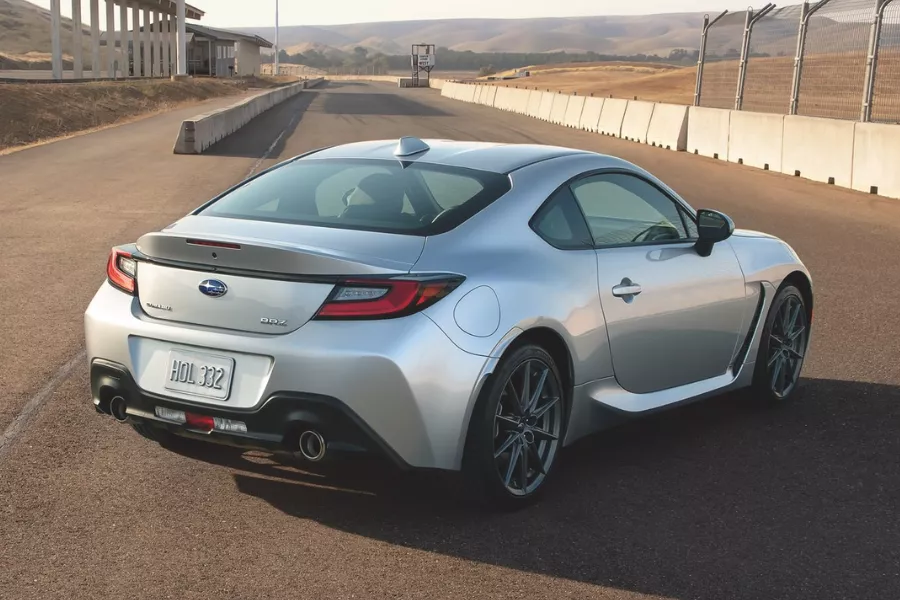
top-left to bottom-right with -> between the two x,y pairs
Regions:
413,54 -> 435,68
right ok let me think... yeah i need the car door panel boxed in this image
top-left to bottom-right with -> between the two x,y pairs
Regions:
595,243 -> 747,394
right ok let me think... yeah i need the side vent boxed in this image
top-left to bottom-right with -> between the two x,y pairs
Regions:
732,286 -> 767,370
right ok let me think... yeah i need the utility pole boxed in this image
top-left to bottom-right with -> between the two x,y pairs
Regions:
274,0 -> 280,75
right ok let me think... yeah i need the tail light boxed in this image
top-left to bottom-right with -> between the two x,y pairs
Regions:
107,247 -> 137,294
314,276 -> 463,320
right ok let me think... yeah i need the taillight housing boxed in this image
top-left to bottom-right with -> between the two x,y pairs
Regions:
107,247 -> 137,294
313,276 -> 464,320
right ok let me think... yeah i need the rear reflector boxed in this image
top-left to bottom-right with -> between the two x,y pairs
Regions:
107,247 -> 137,294
314,276 -> 463,320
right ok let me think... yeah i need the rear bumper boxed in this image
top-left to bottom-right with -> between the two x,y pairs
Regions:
91,359 -> 410,466
84,281 -> 491,471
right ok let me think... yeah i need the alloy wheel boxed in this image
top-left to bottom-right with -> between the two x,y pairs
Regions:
767,294 -> 808,399
493,358 -> 563,496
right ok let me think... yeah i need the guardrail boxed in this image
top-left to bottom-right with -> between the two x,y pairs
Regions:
439,81 -> 900,200
173,77 -> 324,154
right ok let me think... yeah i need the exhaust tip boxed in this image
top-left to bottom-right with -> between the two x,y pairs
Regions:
110,396 -> 128,422
298,430 -> 326,462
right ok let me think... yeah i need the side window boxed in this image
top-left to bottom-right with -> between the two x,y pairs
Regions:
570,173 -> 690,246
531,187 -> 594,250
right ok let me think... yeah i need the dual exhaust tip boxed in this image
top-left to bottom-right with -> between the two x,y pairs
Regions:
100,394 -> 328,462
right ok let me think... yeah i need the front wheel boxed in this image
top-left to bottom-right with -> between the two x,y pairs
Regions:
462,344 -> 567,510
751,284 -> 810,404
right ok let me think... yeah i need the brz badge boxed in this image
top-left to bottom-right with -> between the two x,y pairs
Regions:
260,317 -> 287,326
146,302 -> 172,311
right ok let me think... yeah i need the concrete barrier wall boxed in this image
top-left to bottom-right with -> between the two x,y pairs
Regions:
173,79 -> 322,154
852,122 -> 900,198
646,103 -> 689,151
620,100 -> 655,143
436,82 -> 900,201
537,92 -> 554,121
687,106 -> 730,159
597,98 -> 628,137
782,116 -> 855,188
727,111 -> 784,172
549,93 -> 569,125
483,85 -> 498,107
579,97 -> 605,131
510,89 -> 531,114
563,96 -> 585,128
526,90 -> 543,118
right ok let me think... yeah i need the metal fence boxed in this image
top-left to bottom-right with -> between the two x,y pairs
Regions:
696,0 -> 900,123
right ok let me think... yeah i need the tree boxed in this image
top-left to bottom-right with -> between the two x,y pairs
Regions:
478,64 -> 497,77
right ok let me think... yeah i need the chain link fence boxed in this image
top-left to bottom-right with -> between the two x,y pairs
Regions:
871,2 -> 900,122
697,0 -> 900,123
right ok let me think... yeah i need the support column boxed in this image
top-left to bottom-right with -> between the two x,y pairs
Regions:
161,14 -> 170,76
153,11 -> 162,77
176,0 -> 186,76
90,0 -> 101,78
131,2 -> 141,77
106,0 -> 115,77
169,16 -> 177,77
71,0 -> 83,78
142,7 -> 151,77
50,0 -> 62,80
119,1 -> 128,76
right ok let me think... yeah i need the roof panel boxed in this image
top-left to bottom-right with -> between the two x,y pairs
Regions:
304,139 -> 593,173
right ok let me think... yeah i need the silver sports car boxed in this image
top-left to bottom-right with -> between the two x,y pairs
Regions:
85,137 -> 813,508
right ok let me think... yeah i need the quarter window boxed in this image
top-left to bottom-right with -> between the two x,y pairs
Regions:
570,173 -> 693,246
531,187 -> 594,250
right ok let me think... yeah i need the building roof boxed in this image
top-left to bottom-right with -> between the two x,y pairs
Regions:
184,24 -> 273,48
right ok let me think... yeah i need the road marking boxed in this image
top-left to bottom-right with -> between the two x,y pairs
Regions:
246,109 -> 302,178
0,108 -> 304,460
0,350 -> 86,459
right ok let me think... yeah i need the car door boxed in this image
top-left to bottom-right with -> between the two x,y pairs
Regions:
569,171 -> 747,395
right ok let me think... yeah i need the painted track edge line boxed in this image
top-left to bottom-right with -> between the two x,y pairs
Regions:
0,350 -> 87,459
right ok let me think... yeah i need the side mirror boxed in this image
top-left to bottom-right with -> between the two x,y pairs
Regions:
694,209 -> 734,257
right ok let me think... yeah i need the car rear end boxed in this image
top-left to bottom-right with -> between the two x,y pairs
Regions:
84,152 -> 512,471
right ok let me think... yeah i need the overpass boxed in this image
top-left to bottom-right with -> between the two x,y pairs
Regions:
0,81 -> 898,600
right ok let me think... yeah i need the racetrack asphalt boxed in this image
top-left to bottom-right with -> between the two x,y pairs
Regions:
1,81 -> 898,600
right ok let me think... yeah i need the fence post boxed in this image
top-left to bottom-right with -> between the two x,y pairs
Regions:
790,0 -> 835,115
736,3 -> 777,111
861,0 -> 892,122
694,10 -> 729,106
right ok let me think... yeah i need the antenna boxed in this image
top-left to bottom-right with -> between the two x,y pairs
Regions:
394,137 -> 430,157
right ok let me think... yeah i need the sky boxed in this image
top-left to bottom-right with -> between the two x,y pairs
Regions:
33,0 -> 757,29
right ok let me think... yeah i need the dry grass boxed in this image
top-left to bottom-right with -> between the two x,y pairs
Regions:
0,78 -> 278,151
486,62 -> 698,105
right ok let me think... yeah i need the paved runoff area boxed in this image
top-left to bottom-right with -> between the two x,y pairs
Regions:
1,81 -> 899,600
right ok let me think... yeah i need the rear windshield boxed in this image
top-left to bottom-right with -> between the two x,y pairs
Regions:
196,157 -> 512,235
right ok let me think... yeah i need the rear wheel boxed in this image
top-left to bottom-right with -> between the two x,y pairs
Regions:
462,344 -> 566,510
752,284 -> 809,403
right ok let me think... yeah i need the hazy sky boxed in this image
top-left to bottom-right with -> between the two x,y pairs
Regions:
35,0 -> 754,29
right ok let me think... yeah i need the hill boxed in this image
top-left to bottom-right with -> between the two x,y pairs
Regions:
0,0 -> 92,58
232,14 -> 710,57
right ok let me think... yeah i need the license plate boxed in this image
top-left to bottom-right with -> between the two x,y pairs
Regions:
163,349 -> 235,401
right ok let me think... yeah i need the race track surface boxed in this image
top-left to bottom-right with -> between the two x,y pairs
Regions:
1,81 -> 898,600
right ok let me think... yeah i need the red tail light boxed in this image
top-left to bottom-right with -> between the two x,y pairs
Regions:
107,248 -> 137,294
314,276 -> 463,320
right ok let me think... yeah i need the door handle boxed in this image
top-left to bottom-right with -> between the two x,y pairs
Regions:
612,280 -> 642,298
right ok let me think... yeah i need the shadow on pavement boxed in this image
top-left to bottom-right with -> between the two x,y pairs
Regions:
202,91 -> 317,159
321,91 -> 450,116
165,378 -> 900,599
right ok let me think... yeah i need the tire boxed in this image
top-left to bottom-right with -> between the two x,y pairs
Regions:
751,284 -> 810,404
462,344 -> 567,510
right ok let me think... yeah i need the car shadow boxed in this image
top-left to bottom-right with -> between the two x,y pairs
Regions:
201,90 -> 317,159
164,378 -> 900,600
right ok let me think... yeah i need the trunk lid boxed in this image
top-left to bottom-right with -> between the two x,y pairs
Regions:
134,216 -> 425,334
